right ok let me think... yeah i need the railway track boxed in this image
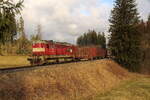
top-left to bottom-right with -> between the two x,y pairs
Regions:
0,59 -> 100,74
0,65 -> 40,74
0,62 -> 67,74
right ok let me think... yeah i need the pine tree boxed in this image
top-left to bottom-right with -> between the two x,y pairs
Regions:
97,32 -> 106,48
139,15 -> 150,74
147,14 -> 150,33
77,36 -> 82,46
101,32 -> 106,48
108,0 -> 141,72
18,17 -> 28,48
148,14 -> 150,22
17,17 -> 30,54
2,11 -> 17,43
76,30 -> 106,48
0,0 -> 23,44
19,17 -> 26,38
91,30 -> 97,45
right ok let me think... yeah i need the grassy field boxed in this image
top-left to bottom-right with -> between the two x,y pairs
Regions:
0,56 -> 30,68
0,60 -> 130,100
84,77 -> 150,100
0,58 -> 149,100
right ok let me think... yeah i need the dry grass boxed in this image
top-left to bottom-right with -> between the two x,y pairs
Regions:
0,56 -> 30,68
0,60 -> 130,100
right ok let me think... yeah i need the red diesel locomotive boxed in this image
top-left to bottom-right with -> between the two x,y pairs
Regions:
27,40 -> 107,65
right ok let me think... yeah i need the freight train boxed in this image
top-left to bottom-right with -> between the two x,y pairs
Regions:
27,40 -> 107,66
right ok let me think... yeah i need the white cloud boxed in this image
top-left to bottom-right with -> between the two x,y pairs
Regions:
19,0 -> 113,44
136,0 -> 150,20
18,0 -> 150,44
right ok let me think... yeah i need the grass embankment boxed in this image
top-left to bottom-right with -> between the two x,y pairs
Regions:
85,77 -> 150,100
0,60 -> 129,100
0,56 -> 30,68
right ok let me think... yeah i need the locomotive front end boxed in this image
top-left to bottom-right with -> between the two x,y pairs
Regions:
32,40 -> 47,55
27,40 -> 48,66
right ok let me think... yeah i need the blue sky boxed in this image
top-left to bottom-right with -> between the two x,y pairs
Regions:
101,0 -> 113,4
80,0 -> 113,16
20,0 -> 150,44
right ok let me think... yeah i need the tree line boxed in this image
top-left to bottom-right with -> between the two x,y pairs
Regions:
0,0 -> 23,44
77,30 -> 106,48
76,0 -> 150,73
138,17 -> 150,74
108,0 -> 150,73
0,0 -> 42,55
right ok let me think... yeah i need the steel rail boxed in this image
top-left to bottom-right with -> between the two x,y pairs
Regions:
0,59 -> 100,74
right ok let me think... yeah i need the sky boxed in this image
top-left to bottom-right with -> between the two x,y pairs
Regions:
17,0 -> 150,44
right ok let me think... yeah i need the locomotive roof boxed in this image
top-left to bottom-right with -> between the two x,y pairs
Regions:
33,40 -> 47,44
33,40 -> 74,46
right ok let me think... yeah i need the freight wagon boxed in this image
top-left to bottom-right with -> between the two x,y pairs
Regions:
27,40 -> 107,66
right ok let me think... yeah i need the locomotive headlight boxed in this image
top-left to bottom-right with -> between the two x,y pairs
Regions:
67,48 -> 73,53
70,49 -> 73,53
